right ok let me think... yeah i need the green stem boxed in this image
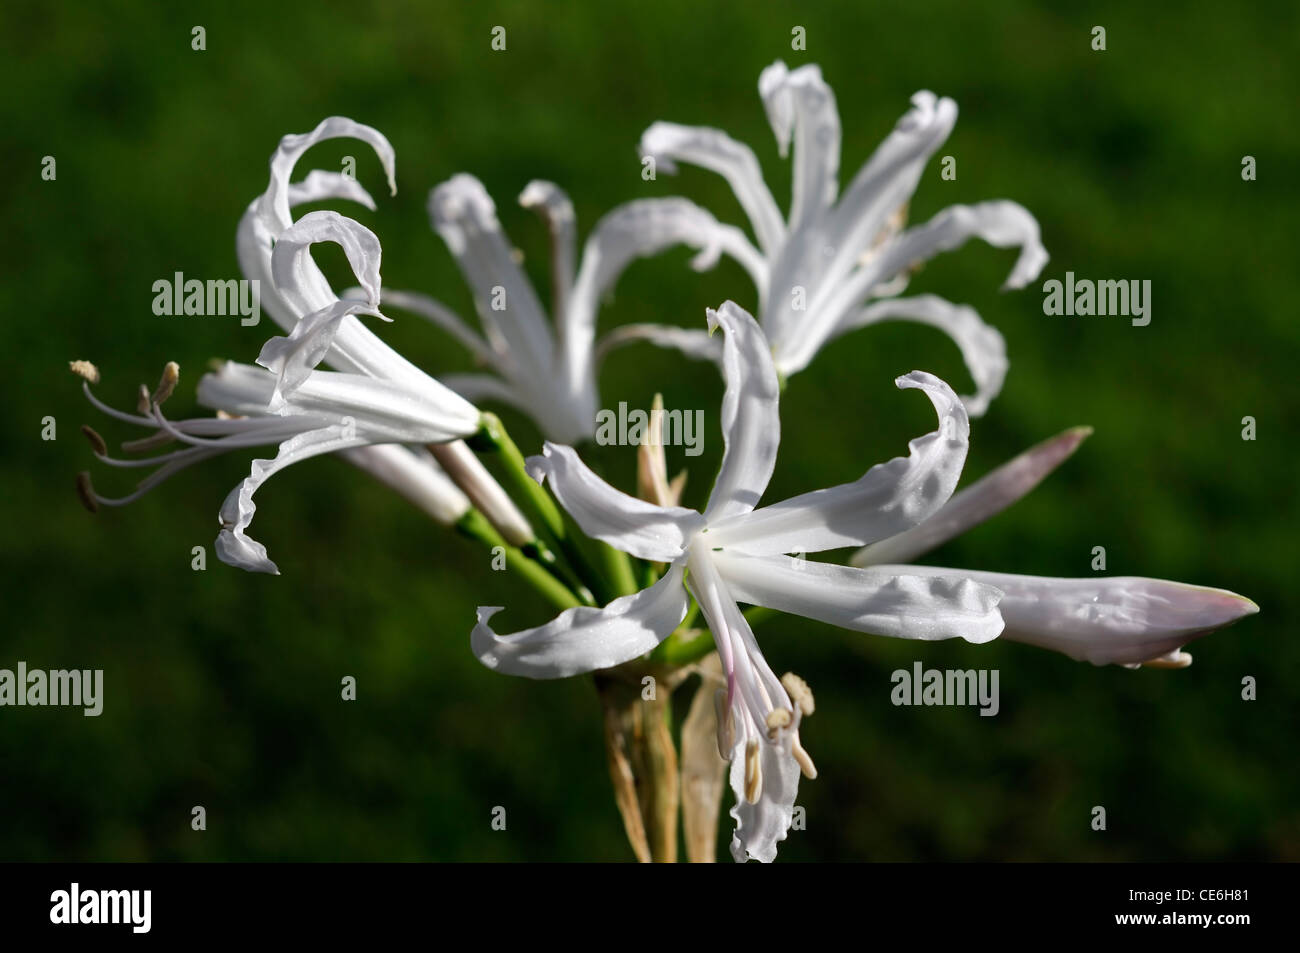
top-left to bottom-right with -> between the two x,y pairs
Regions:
472,413 -> 612,603
602,544 -> 639,598
456,509 -> 581,611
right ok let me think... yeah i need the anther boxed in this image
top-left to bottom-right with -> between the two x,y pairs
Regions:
75,472 -> 99,513
765,707 -> 792,739
713,689 -> 735,759
744,741 -> 762,803
80,425 -> 107,456
781,672 -> 815,716
791,736 -> 818,780
69,360 -> 100,385
151,362 -> 180,406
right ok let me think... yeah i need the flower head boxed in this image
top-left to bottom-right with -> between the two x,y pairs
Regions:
624,61 -> 1048,415
472,301 -> 1005,861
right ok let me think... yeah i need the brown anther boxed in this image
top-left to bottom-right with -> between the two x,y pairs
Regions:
713,689 -> 735,759
80,425 -> 107,456
75,472 -> 98,513
69,360 -> 100,385
136,384 -> 151,415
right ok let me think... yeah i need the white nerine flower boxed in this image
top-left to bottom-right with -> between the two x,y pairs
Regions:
76,117 -> 485,573
72,356 -> 478,575
850,427 -> 1260,666
620,61 -> 1047,415
471,301 -> 1006,863
380,173 -> 759,444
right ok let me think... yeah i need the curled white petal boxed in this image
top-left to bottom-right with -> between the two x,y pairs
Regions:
257,116 -> 396,235
529,443 -> 704,562
473,563 -> 688,678
759,61 -> 841,232
701,302 -> 781,523
853,426 -> 1092,567
595,323 -> 724,368
565,199 -> 766,398
639,121 -> 785,254
833,295 -> 1008,417
708,371 -> 967,555
215,425 -> 369,574
879,200 -> 1049,292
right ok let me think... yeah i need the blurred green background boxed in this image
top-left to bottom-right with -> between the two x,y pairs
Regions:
2,0 -> 1296,862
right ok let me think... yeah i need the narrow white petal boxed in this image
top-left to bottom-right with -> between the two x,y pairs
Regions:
874,566 -> 1259,666
639,121 -> 786,255
759,61 -> 841,232
852,426 -> 1092,567
257,211 -> 385,402
713,551 -> 1004,643
519,180 -> 577,321
438,373 -> 526,411
529,443 -> 704,562
339,444 -> 469,525
701,302 -> 781,523
428,174 -> 554,378
816,91 -> 957,299
216,425 -> 369,574
876,200 -> 1049,292
708,371 -> 967,555
833,295 -> 1008,417
473,563 -> 688,678
198,361 -> 479,444
378,288 -> 497,368
257,116 -> 396,235
595,323 -> 723,368
565,199 -> 766,402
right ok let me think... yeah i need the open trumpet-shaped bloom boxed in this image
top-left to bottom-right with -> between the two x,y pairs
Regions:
472,301 -> 1006,862
625,61 -> 1047,415
381,174 -> 759,444
850,427 -> 1260,667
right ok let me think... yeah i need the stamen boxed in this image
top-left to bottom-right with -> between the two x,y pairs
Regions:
781,672 -> 816,716
136,384 -> 151,415
79,380 -> 153,427
121,431 -> 177,453
69,360 -> 100,385
75,472 -> 98,513
791,736 -> 818,780
765,707 -> 792,739
80,425 -> 107,456
713,689 -> 735,759
744,740 -> 762,803
151,362 -> 180,406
